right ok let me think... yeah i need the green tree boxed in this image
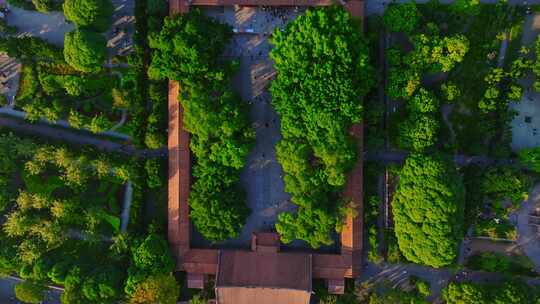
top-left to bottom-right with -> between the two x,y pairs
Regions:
383,2 -> 419,34
148,10 -> 254,241
270,5 -> 374,247
128,273 -> 179,304
63,0 -> 113,32
442,282 -> 486,304
481,167 -> 531,206
393,154 -> 465,267
64,29 -> 107,73
15,281 -> 45,304
397,114 -> 439,152
131,234 -> 175,273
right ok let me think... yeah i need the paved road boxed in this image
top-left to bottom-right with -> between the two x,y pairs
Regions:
0,115 -> 166,158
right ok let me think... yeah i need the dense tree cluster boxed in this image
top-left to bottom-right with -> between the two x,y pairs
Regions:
480,167 -> 531,207
442,280 -> 538,304
478,56 -> 530,114
397,88 -> 440,151
406,33 -> 469,73
269,6 -> 374,248
393,154 -> 465,267
149,10 -> 254,241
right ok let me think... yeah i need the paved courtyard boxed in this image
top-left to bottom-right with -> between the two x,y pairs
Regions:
194,6 -> 308,248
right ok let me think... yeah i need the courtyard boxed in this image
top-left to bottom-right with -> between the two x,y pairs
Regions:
192,6 -> 331,249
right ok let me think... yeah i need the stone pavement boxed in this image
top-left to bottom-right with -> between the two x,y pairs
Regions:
516,183 -> 540,270
106,0 -> 135,58
0,54 -> 19,106
510,12 -> 540,151
5,7 -> 73,46
195,7 -> 300,247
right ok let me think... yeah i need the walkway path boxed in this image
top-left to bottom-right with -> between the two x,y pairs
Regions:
359,261 -> 540,301
0,115 -> 166,158
510,12 -> 540,150
120,181 -> 133,232
516,183 -> 540,270
365,150 -> 517,167
0,107 -> 130,140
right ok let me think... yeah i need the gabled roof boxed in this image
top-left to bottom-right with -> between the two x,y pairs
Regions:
215,250 -> 312,304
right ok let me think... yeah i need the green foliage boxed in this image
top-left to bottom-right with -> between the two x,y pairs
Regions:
64,29 -> 107,73
15,281 -> 45,304
450,0 -> 481,15
63,0 -> 113,32
481,167 -> 531,207
0,36 -> 64,63
534,36 -> 540,91
416,280 -> 431,298
383,2 -> 419,34
149,10 -> 253,241
397,114 -> 439,152
269,5 -> 373,247
441,82 -> 460,102
406,33 -> 470,73
466,252 -> 535,276
131,234 -> 174,272
82,266 -> 124,302
443,282 -> 486,304
519,146 -> 540,173
393,154 -> 465,267
442,280 -> 536,304
31,0 -> 61,12
473,218 -> 517,240
144,159 -> 162,189
128,273 -> 179,304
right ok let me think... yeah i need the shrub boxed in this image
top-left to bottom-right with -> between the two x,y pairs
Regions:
15,281 -> 45,304
64,29 -> 107,73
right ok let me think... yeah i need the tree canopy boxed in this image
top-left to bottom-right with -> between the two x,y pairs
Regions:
442,280 -> 537,304
129,273 -> 179,304
148,10 -> 253,241
64,29 -> 107,73
63,0 -> 113,32
393,154 -> 465,267
383,2 -> 419,34
269,5 -> 374,248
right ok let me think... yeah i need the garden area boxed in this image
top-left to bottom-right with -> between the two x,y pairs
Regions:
385,1 -> 529,158
0,0 -> 169,149
0,131 -> 176,303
